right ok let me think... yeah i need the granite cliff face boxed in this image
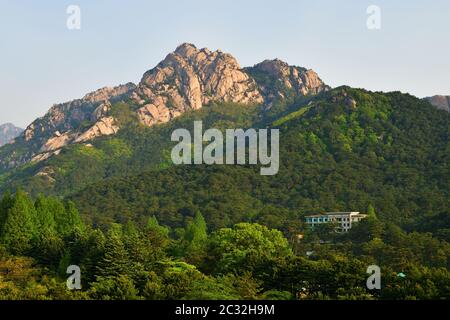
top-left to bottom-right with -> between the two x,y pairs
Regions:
132,43 -> 264,127
25,83 -> 136,154
0,43 -> 329,171
425,95 -> 450,112
0,123 -> 23,147
245,58 -> 329,103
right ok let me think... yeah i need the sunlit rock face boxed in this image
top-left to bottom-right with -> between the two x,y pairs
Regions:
133,43 -> 264,127
0,43 -> 329,169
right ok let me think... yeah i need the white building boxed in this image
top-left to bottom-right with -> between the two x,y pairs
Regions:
305,212 -> 368,233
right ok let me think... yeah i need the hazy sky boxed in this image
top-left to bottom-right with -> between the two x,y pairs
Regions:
1,0 -> 449,128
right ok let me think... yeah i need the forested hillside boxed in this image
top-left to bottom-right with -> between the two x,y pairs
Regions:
66,88 -> 449,235
0,86 -> 449,300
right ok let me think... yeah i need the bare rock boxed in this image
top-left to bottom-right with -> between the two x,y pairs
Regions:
345,97 -> 357,109
22,83 -> 136,143
133,43 -> 264,126
425,95 -> 450,112
1,43 -> 330,169
246,59 -> 329,101
31,151 -> 61,164
74,117 -> 119,143
40,131 -> 76,153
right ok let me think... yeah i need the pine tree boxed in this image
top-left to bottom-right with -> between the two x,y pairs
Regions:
146,216 -> 169,237
55,200 -> 84,237
0,191 -> 37,255
34,195 -> 57,235
350,204 -> 384,242
97,224 -> 130,277
183,211 -> 208,263
0,192 -> 13,232
185,211 -> 208,245
367,204 -> 377,220
144,216 -> 170,263
367,204 -> 383,237
73,228 -> 106,284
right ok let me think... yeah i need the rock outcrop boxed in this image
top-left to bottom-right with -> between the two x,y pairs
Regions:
425,95 -> 450,112
23,83 -> 136,144
245,59 -> 329,102
0,43 -> 329,170
74,117 -> 120,144
40,131 -> 75,153
0,83 -> 135,171
0,123 -> 23,147
131,43 -> 264,127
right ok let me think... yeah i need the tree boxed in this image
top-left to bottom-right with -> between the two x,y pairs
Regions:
31,195 -> 64,265
0,192 -> 13,231
56,201 -> 84,237
364,204 -> 383,240
0,191 -> 37,255
348,205 -> 383,242
367,204 -> 376,219
89,275 -> 139,300
178,211 -> 208,264
70,228 -> 106,285
97,224 -> 130,278
142,271 -> 165,300
146,216 -> 169,237
34,195 -> 57,235
207,223 -> 293,275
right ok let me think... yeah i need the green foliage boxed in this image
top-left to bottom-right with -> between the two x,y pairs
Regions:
207,223 -> 293,275
0,87 -> 448,300
110,102 -> 138,127
272,105 -> 312,126
183,211 -> 208,262
0,190 -> 37,255
0,199 -> 448,300
62,88 -> 449,237
97,224 -> 130,277
146,216 -> 169,237
0,191 -> 85,263
89,275 -> 139,300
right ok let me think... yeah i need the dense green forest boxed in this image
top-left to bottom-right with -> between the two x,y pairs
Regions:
0,87 -> 449,299
0,192 -> 449,299
68,88 -> 449,236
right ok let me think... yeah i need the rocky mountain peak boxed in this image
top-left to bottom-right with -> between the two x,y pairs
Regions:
82,83 -> 136,103
246,58 -> 329,102
174,42 -> 200,58
22,83 -> 136,146
0,123 -> 23,147
0,43 -> 329,171
134,44 -> 263,127
254,59 -> 291,75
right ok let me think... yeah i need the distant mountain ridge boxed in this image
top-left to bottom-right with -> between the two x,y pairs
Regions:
425,95 -> 450,112
0,123 -> 23,147
0,43 -> 328,172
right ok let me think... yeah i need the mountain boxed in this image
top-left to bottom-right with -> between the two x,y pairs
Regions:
0,43 -> 449,301
0,43 -> 327,173
0,43 -> 448,232
66,88 -> 449,231
0,84 -> 448,234
425,95 -> 450,112
0,123 -> 23,147
245,58 -> 329,102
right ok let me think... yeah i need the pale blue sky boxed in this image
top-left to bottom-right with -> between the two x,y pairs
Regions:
1,0 -> 449,127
